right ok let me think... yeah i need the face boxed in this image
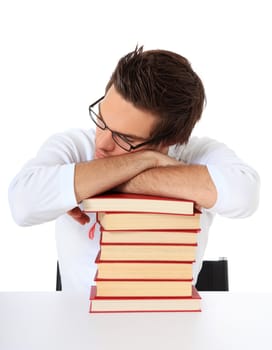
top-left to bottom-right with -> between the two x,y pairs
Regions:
94,85 -> 167,159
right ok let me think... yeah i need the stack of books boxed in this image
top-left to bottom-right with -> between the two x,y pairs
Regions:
83,193 -> 202,313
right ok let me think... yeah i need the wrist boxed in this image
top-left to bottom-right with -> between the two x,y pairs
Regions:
130,150 -> 158,170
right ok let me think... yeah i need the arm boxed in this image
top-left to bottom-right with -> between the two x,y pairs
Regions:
116,138 -> 260,218
8,129 -> 175,226
74,150 -> 169,203
68,150 -> 165,225
116,164 -> 217,209
69,149 -> 181,224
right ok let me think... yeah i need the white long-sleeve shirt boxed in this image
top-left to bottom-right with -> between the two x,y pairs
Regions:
8,128 -> 260,294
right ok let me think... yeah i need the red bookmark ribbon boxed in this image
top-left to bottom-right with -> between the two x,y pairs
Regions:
88,222 -> 97,240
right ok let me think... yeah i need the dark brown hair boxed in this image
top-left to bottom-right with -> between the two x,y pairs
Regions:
106,46 -> 206,146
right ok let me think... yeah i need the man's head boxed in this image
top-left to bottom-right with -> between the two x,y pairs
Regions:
92,46 -> 205,159
106,46 -> 205,147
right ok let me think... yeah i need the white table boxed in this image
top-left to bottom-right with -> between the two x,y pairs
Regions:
0,292 -> 271,350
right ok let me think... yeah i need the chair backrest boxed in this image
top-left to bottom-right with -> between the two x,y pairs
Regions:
56,261 -> 62,291
56,258 -> 229,292
195,258 -> 229,291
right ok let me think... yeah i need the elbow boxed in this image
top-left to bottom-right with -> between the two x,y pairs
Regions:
241,168 -> 260,217
9,206 -> 33,227
8,177 -> 38,226
240,179 -> 260,218
9,190 -> 35,227
228,169 -> 261,218
249,175 -> 261,216
210,165 -> 261,219
10,211 -> 33,227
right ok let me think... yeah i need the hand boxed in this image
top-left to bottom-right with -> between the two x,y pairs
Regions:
67,206 -> 90,225
114,151 -> 183,193
152,151 -> 182,167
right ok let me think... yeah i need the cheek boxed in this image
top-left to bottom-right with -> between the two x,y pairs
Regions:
95,127 -> 102,142
94,128 -> 128,156
95,127 -> 108,145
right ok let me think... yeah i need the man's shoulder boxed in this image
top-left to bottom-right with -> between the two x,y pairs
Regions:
169,136 -> 227,163
46,128 -> 95,147
57,127 -> 95,141
40,128 -> 96,162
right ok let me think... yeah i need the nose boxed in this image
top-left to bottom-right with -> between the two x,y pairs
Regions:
96,128 -> 116,152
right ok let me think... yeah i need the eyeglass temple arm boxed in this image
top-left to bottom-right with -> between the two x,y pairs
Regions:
89,96 -> 105,108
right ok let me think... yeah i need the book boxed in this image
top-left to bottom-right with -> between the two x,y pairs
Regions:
94,277 -> 193,297
82,192 -> 194,215
100,228 -> 199,244
97,211 -> 201,231
89,285 -> 201,313
99,244 -> 197,261
85,192 -> 202,313
95,255 -> 193,280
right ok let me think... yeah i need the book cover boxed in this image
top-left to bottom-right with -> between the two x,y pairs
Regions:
89,285 -> 201,313
95,253 -> 194,280
97,210 -> 201,231
82,192 -> 195,215
100,228 -> 199,244
94,276 -> 193,297
99,243 -> 197,262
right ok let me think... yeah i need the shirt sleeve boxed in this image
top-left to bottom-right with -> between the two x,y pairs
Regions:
8,128 -> 95,226
179,137 -> 260,218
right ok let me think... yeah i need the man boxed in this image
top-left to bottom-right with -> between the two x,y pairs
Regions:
9,46 -> 260,293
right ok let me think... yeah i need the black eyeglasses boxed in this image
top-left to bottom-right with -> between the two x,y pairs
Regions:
89,96 -> 158,152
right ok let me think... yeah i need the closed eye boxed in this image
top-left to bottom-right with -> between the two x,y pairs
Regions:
98,104 -> 147,143
118,134 -> 135,143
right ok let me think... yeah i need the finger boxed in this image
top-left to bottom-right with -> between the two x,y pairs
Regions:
67,206 -> 83,218
76,214 -> 90,225
67,207 -> 90,224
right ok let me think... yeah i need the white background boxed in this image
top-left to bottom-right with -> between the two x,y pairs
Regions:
0,0 -> 271,292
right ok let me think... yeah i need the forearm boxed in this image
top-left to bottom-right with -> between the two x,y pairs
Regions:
74,150 -> 159,203
9,151 -> 157,225
116,164 -> 217,209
